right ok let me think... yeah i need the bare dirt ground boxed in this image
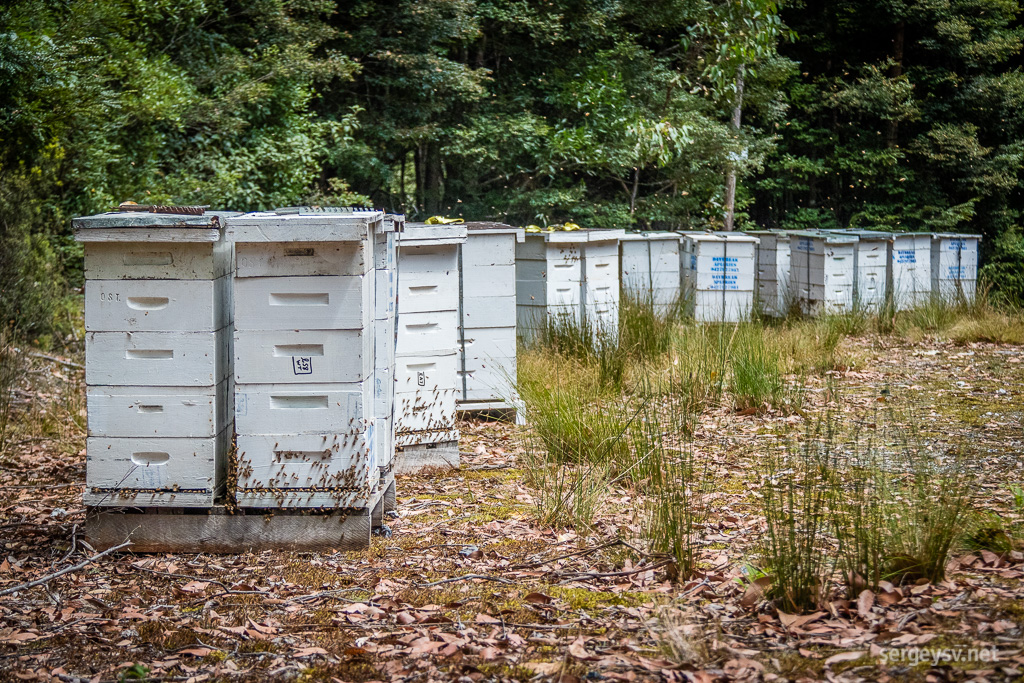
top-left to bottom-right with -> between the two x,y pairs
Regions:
1,338 -> 1023,683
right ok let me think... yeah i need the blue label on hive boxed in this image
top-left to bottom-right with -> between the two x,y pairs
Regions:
896,250 -> 916,263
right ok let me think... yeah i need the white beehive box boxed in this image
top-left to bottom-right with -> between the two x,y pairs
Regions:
619,232 -> 681,316
931,233 -> 980,302
830,230 -> 892,310
789,232 -> 858,315
746,230 -> 792,317
371,214 -> 401,476
226,208 -> 388,508
890,233 -> 933,309
74,209 -> 236,507
516,229 -> 625,341
457,223 -> 524,414
395,223 -> 467,454
679,232 -> 759,323
581,232 -> 625,339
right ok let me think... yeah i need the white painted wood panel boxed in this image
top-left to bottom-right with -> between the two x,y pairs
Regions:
225,212 -> 380,243
395,310 -> 460,357
463,234 -> 516,267
86,329 -> 230,387
233,329 -> 369,384
397,269 -> 459,314
396,389 -> 458,437
692,291 -> 755,323
461,295 -> 517,328
374,268 -> 396,320
235,383 -> 371,435
891,234 -> 933,309
689,254 -> 756,291
235,242 -> 367,277
461,326 -> 517,362
87,381 -> 230,438
235,431 -> 377,495
462,263 -> 515,297
85,278 -> 230,332
516,278 -> 581,308
85,430 -> 227,505
84,241 -> 233,280
233,275 -> 371,331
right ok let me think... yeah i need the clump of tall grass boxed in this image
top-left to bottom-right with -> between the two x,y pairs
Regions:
531,311 -> 627,389
758,415 -> 839,613
618,288 -> 680,363
729,324 -> 802,413
827,404 -> 973,593
0,328 -> 24,458
634,371 -> 714,577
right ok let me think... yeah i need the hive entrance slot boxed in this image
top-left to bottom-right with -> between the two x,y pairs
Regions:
270,395 -> 329,410
131,452 -> 170,465
127,297 -> 169,310
269,292 -> 330,306
126,349 -> 173,360
273,344 -> 324,357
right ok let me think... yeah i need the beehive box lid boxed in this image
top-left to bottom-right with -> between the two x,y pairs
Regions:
932,232 -> 982,241
462,222 -> 525,242
225,210 -> 385,243
523,228 -> 625,244
619,231 -> 680,242
830,229 -> 895,240
73,211 -> 239,243
400,223 -> 468,246
683,231 -> 760,244
789,230 -> 859,244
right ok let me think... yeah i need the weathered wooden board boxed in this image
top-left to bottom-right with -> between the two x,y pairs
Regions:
234,383 -> 371,435
233,329 -> 369,384
235,241 -> 368,277
395,311 -> 460,357
87,381 -> 230,438
85,277 -> 230,332
233,275 -> 371,331
225,213 -> 378,243
393,440 -> 459,474
85,428 -> 229,506
85,502 -> 381,553
85,328 -> 231,387
84,242 -> 233,281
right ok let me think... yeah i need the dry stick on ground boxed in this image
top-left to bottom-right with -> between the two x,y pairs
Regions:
0,540 -> 132,596
556,558 -> 675,583
415,574 -> 516,588
507,539 -> 627,570
28,352 -> 84,370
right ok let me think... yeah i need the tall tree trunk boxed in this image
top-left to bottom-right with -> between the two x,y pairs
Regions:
414,144 -> 425,212
424,143 -> 444,215
887,20 -> 906,148
723,65 -> 745,232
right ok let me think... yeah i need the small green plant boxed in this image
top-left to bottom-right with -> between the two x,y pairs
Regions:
119,664 -> 151,682
618,288 -> 678,362
759,415 -> 839,613
729,323 -> 800,413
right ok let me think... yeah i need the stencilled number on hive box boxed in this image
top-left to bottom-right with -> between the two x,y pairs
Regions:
417,371 -> 426,387
292,357 -> 313,375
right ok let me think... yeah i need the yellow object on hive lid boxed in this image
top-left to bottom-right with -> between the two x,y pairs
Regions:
425,216 -> 465,225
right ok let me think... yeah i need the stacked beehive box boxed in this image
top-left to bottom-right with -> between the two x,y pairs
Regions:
679,232 -> 759,323
831,229 -> 892,310
931,233 -> 981,302
581,230 -> 626,339
226,208 -> 389,509
75,209 -> 235,507
619,232 -> 681,317
372,214 -> 402,491
789,231 -> 859,315
516,229 -> 625,342
394,223 -> 467,472
890,233 -> 933,310
747,230 -> 792,318
457,223 -> 524,417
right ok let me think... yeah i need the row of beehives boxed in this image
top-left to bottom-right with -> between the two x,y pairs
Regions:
526,229 -> 981,326
73,208 -> 531,511
750,229 -> 980,318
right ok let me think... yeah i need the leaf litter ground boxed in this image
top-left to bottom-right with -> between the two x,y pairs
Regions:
1,338 -> 1023,683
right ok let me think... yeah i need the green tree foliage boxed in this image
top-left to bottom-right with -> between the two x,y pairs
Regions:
4,0 -> 1024,340
755,0 -> 1024,301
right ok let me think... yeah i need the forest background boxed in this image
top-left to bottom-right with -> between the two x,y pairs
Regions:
3,0 -> 1024,345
